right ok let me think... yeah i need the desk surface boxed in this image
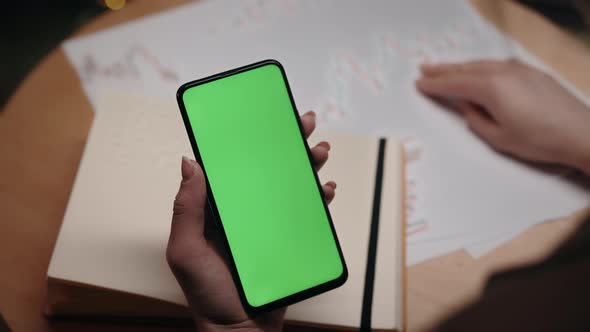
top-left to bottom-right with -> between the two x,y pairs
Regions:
1,1 -> 589,331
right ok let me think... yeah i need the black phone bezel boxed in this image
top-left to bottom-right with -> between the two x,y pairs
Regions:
175,59 -> 348,314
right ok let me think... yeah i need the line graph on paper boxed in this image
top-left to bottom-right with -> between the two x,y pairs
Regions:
317,22 -> 483,123
79,45 -> 179,84
71,0 -> 321,94
207,0 -> 320,37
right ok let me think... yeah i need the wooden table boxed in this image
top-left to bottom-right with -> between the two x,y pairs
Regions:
1,1 -> 589,331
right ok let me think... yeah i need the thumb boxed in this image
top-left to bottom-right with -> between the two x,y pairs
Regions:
167,156 -> 207,267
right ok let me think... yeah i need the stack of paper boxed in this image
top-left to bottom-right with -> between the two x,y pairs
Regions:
62,0 -> 589,265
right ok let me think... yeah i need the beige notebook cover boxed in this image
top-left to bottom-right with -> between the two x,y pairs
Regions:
47,91 -> 405,331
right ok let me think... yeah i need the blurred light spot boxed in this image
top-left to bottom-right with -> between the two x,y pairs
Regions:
105,0 -> 126,10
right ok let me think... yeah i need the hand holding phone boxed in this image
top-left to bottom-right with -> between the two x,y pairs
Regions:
169,63 -> 342,327
174,60 -> 347,314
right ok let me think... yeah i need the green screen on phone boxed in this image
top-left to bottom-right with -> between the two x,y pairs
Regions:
178,61 -> 346,309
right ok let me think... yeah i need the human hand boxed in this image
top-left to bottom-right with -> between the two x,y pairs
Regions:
416,60 -> 590,174
166,111 -> 335,332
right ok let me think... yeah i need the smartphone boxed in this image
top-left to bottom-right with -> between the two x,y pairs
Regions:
176,60 -> 347,312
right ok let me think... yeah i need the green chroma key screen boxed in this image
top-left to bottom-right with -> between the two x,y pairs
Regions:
177,60 -> 346,310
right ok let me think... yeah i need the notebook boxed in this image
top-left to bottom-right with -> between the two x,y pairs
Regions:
46,91 -> 406,331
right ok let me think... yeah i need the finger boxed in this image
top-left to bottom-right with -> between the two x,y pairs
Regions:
430,97 -> 488,119
461,104 -> 504,148
420,60 -> 507,77
311,141 -> 330,170
415,73 -> 491,106
300,111 -> 317,138
322,181 -> 337,204
168,156 -> 208,267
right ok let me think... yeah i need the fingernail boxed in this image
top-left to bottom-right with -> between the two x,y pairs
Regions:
307,110 -> 316,118
319,141 -> 331,151
181,156 -> 195,180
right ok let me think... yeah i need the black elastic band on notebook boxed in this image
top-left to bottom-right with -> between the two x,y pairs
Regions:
360,138 -> 386,332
